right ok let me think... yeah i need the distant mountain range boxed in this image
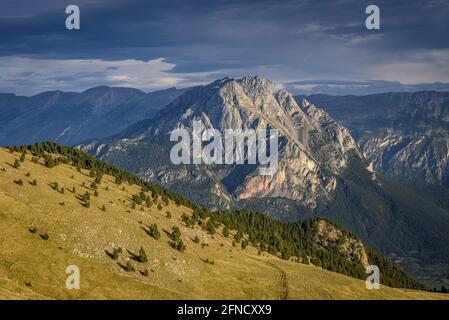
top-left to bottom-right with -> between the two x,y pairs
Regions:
286,80 -> 449,96
0,86 -> 190,146
302,92 -> 449,189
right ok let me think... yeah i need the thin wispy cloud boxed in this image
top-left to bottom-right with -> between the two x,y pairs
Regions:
0,0 -> 448,95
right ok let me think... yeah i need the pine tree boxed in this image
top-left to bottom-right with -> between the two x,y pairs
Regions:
138,246 -> 148,263
206,220 -> 215,235
13,159 -> 20,169
171,226 -> 181,243
82,191 -> 90,207
124,261 -> 134,272
44,155 -> 55,168
234,231 -> 243,243
82,191 -> 90,202
223,226 -> 229,238
20,152 -> 26,162
112,248 -> 120,260
176,239 -> 186,252
149,224 -> 161,240
31,179 -> 37,186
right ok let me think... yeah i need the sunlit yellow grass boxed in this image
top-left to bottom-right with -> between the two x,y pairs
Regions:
0,148 -> 447,300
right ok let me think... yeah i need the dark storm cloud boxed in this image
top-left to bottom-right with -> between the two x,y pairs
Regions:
0,0 -> 448,95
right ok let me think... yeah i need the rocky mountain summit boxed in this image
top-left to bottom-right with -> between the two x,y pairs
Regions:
303,92 -> 449,188
83,75 -> 360,207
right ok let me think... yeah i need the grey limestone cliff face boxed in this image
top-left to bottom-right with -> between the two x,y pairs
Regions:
82,76 -> 361,207
305,92 -> 449,188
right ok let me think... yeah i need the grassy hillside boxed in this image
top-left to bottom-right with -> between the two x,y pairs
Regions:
0,147 -> 447,300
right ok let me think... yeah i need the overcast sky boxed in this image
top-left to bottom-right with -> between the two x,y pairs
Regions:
1,0 -> 449,95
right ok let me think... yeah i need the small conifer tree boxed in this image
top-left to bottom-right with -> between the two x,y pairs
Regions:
13,159 -> 20,169
138,246 -> 148,263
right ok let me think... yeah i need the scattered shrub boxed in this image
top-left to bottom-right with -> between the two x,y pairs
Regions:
148,224 -> 161,240
13,159 -> 20,169
124,261 -> 135,272
223,226 -> 230,238
138,246 -> 148,263
112,248 -> 120,260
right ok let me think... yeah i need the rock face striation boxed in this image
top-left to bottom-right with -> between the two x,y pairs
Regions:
83,76 -> 360,208
303,91 -> 449,188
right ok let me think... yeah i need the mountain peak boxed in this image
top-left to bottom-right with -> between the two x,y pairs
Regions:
240,74 -> 273,85
101,75 -> 359,207
82,86 -> 145,96
204,75 -> 280,93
